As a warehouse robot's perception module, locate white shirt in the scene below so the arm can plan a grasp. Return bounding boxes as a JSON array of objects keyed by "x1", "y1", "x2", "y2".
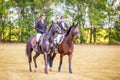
[
  {"x1": 41, "y1": 20, "x2": 44, "y2": 24},
  {"x1": 61, "y1": 22, "x2": 65, "y2": 28}
]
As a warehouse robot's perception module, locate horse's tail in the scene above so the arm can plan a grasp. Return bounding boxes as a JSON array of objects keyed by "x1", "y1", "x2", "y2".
[
  {"x1": 26, "y1": 42, "x2": 29, "y2": 56},
  {"x1": 26, "y1": 36, "x2": 34, "y2": 57},
  {"x1": 26, "y1": 40, "x2": 32, "y2": 57}
]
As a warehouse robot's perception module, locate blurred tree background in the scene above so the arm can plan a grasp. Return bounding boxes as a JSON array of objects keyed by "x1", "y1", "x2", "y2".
[{"x1": 0, "y1": 0, "x2": 120, "y2": 44}]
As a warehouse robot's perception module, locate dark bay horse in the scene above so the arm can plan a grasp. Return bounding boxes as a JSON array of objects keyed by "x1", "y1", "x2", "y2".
[
  {"x1": 26, "y1": 23, "x2": 61, "y2": 74},
  {"x1": 49, "y1": 23, "x2": 80, "y2": 73}
]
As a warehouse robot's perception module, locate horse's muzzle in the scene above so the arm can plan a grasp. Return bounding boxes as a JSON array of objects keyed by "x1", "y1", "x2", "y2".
[{"x1": 76, "y1": 33, "x2": 80, "y2": 38}]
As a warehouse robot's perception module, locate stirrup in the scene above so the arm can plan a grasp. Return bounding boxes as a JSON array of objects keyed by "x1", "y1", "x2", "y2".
[
  {"x1": 34, "y1": 47, "x2": 38, "y2": 52},
  {"x1": 34, "y1": 43, "x2": 39, "y2": 52}
]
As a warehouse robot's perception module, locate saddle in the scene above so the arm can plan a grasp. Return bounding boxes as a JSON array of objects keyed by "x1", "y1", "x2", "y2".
[
  {"x1": 31, "y1": 34, "x2": 44, "y2": 48},
  {"x1": 54, "y1": 34, "x2": 64, "y2": 45}
]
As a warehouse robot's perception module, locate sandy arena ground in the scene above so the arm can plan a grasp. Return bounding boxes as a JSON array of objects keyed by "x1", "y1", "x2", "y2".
[{"x1": 0, "y1": 43, "x2": 120, "y2": 80}]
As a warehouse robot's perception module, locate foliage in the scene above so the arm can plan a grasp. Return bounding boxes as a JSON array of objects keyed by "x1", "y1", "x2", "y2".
[
  {"x1": 0, "y1": 0, "x2": 120, "y2": 44},
  {"x1": 75, "y1": 38, "x2": 81, "y2": 44}
]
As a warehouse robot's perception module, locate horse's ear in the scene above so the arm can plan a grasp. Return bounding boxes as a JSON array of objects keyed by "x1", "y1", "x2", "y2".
[
  {"x1": 51, "y1": 20, "x2": 54, "y2": 24},
  {"x1": 73, "y1": 22, "x2": 78, "y2": 28},
  {"x1": 72, "y1": 22, "x2": 75, "y2": 26},
  {"x1": 75, "y1": 22, "x2": 78, "y2": 27}
]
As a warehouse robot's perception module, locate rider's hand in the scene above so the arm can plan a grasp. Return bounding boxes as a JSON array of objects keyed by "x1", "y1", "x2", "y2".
[{"x1": 64, "y1": 27, "x2": 67, "y2": 30}]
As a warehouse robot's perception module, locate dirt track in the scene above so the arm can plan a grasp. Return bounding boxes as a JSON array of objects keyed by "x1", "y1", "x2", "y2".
[{"x1": 0, "y1": 43, "x2": 120, "y2": 80}]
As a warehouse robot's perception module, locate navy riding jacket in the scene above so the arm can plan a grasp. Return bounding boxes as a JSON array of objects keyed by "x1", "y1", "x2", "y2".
[
  {"x1": 58, "y1": 22, "x2": 68, "y2": 33},
  {"x1": 35, "y1": 20, "x2": 47, "y2": 34}
]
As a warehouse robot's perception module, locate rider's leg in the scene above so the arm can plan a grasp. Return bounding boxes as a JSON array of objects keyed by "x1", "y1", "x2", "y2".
[
  {"x1": 34, "y1": 33, "x2": 42, "y2": 51},
  {"x1": 53, "y1": 34, "x2": 64, "y2": 52},
  {"x1": 57, "y1": 34, "x2": 63, "y2": 44}
]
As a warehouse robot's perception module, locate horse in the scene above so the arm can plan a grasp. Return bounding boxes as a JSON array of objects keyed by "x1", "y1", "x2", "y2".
[
  {"x1": 49, "y1": 23, "x2": 80, "y2": 73},
  {"x1": 26, "y1": 23, "x2": 61, "y2": 74}
]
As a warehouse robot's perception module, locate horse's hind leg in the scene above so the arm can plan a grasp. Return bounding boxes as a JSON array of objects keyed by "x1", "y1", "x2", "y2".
[
  {"x1": 28, "y1": 48, "x2": 33, "y2": 72},
  {"x1": 33, "y1": 52, "x2": 40, "y2": 71},
  {"x1": 26, "y1": 43, "x2": 33, "y2": 72},
  {"x1": 28, "y1": 55, "x2": 32, "y2": 72}
]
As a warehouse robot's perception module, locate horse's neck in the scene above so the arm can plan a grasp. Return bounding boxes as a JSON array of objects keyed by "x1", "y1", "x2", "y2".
[
  {"x1": 46, "y1": 30, "x2": 54, "y2": 42},
  {"x1": 65, "y1": 30, "x2": 74, "y2": 46}
]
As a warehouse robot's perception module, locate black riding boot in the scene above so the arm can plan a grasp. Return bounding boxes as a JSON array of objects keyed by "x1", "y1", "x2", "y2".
[{"x1": 34, "y1": 42, "x2": 39, "y2": 52}]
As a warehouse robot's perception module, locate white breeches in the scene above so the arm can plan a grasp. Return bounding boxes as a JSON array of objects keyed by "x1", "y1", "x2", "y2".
[
  {"x1": 54, "y1": 34, "x2": 64, "y2": 44},
  {"x1": 36, "y1": 33, "x2": 42, "y2": 42}
]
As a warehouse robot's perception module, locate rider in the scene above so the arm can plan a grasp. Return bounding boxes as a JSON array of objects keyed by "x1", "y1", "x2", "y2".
[
  {"x1": 56, "y1": 16, "x2": 68, "y2": 44},
  {"x1": 34, "y1": 13, "x2": 47, "y2": 52}
]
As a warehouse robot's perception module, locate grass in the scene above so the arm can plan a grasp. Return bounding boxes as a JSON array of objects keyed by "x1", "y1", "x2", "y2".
[{"x1": 0, "y1": 43, "x2": 120, "y2": 80}]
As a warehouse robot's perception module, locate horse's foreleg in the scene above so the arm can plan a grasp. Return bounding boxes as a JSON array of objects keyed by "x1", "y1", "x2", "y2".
[
  {"x1": 58, "y1": 54, "x2": 63, "y2": 72},
  {"x1": 49, "y1": 53, "x2": 56, "y2": 67},
  {"x1": 68, "y1": 53, "x2": 72, "y2": 73},
  {"x1": 33, "y1": 52, "x2": 40, "y2": 71},
  {"x1": 44, "y1": 52, "x2": 48, "y2": 74},
  {"x1": 49, "y1": 53, "x2": 56, "y2": 71}
]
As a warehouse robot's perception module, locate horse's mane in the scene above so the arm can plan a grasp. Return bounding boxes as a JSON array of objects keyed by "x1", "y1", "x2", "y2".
[
  {"x1": 65, "y1": 26, "x2": 73, "y2": 37},
  {"x1": 48, "y1": 24, "x2": 53, "y2": 31}
]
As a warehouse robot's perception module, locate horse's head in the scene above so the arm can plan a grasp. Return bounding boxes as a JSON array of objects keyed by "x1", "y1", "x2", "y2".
[
  {"x1": 49, "y1": 21, "x2": 61, "y2": 34},
  {"x1": 72, "y1": 23, "x2": 80, "y2": 38}
]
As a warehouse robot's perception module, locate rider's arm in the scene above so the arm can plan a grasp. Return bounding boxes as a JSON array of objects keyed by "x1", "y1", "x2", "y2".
[
  {"x1": 35, "y1": 21, "x2": 44, "y2": 34},
  {"x1": 64, "y1": 23, "x2": 68, "y2": 31}
]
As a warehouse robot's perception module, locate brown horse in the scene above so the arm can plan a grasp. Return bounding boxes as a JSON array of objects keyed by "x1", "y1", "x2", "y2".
[
  {"x1": 49, "y1": 23, "x2": 80, "y2": 73},
  {"x1": 26, "y1": 23, "x2": 61, "y2": 74}
]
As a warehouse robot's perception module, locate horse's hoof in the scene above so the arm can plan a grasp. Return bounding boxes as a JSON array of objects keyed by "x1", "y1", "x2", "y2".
[
  {"x1": 46, "y1": 72, "x2": 48, "y2": 74},
  {"x1": 69, "y1": 70, "x2": 72, "y2": 73},
  {"x1": 69, "y1": 71, "x2": 72, "y2": 74},
  {"x1": 44, "y1": 70, "x2": 48, "y2": 74},
  {"x1": 58, "y1": 68, "x2": 61, "y2": 72},
  {"x1": 45, "y1": 71, "x2": 48, "y2": 74},
  {"x1": 34, "y1": 68, "x2": 37, "y2": 72},
  {"x1": 58, "y1": 70, "x2": 60, "y2": 72},
  {"x1": 49, "y1": 68, "x2": 52, "y2": 71},
  {"x1": 69, "y1": 68, "x2": 72, "y2": 73}
]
